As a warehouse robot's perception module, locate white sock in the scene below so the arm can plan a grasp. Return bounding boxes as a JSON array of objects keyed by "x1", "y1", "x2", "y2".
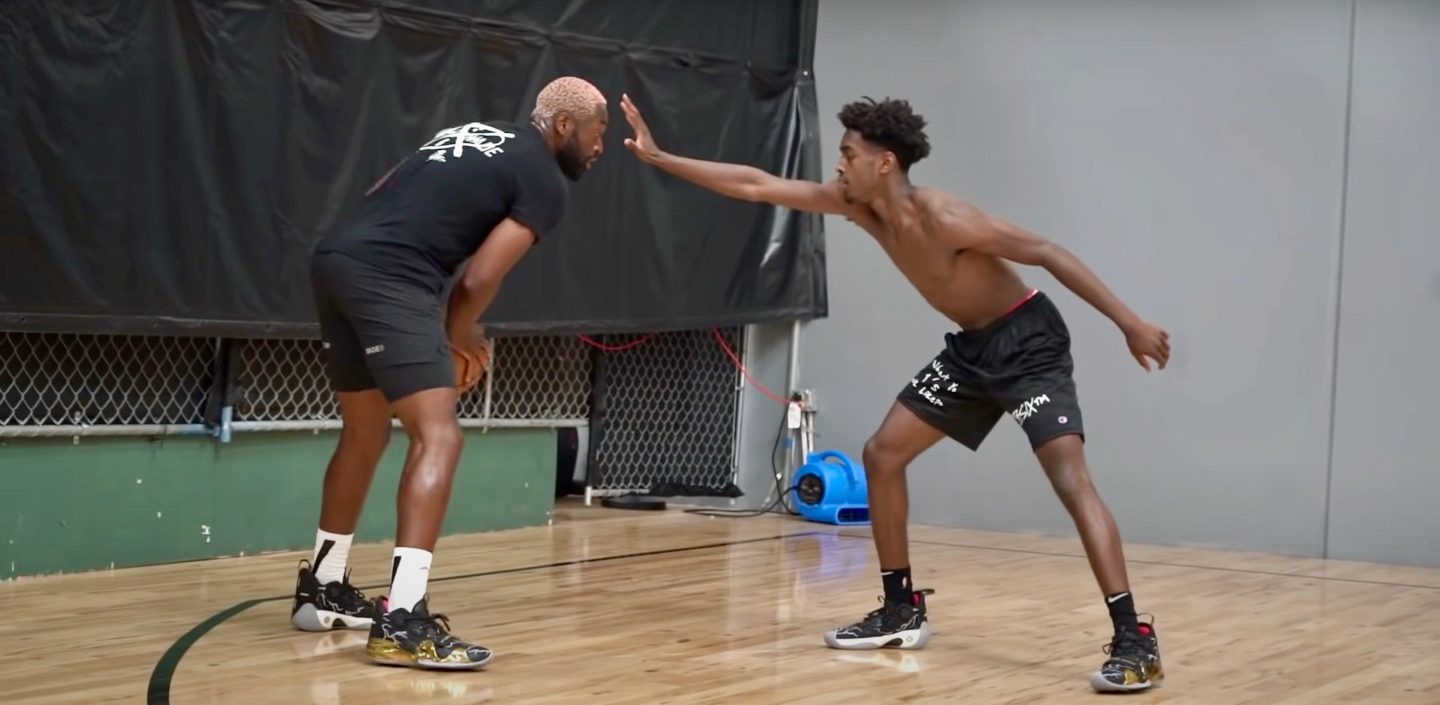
[
  {"x1": 388, "y1": 547, "x2": 433, "y2": 613},
  {"x1": 311, "y1": 529, "x2": 353, "y2": 585}
]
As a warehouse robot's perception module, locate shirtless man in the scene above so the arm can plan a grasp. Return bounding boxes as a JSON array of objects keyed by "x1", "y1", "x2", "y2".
[{"x1": 620, "y1": 93, "x2": 1169, "y2": 692}]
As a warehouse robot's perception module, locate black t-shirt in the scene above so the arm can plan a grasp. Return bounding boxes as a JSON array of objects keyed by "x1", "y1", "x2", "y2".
[{"x1": 317, "y1": 120, "x2": 567, "y2": 291}]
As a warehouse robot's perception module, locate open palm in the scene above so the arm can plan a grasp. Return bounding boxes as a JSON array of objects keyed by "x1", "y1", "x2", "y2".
[{"x1": 620, "y1": 93, "x2": 661, "y2": 163}]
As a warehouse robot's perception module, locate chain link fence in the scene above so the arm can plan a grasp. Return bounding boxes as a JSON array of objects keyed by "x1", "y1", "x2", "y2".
[
  {"x1": 225, "y1": 336, "x2": 592, "y2": 428},
  {"x1": 589, "y1": 328, "x2": 744, "y2": 495},
  {"x1": 473, "y1": 335, "x2": 592, "y2": 423},
  {"x1": 0, "y1": 332, "x2": 216, "y2": 435},
  {"x1": 233, "y1": 338, "x2": 338, "y2": 424},
  {"x1": 0, "y1": 328, "x2": 746, "y2": 496}
]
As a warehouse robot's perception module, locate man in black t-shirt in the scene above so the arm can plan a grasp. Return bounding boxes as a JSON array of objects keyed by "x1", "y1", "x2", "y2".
[{"x1": 289, "y1": 76, "x2": 608, "y2": 671}]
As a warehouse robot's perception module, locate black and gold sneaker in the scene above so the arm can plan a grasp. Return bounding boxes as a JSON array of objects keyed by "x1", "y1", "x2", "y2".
[
  {"x1": 367, "y1": 597, "x2": 494, "y2": 670},
  {"x1": 823, "y1": 588, "x2": 934, "y2": 650},
  {"x1": 1090, "y1": 616, "x2": 1164, "y2": 692},
  {"x1": 290, "y1": 560, "x2": 381, "y2": 631}
]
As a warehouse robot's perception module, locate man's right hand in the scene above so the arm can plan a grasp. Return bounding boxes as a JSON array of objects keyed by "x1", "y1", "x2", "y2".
[
  {"x1": 617, "y1": 94, "x2": 848, "y2": 216},
  {"x1": 448, "y1": 324, "x2": 491, "y2": 393},
  {"x1": 450, "y1": 342, "x2": 489, "y2": 393},
  {"x1": 621, "y1": 93, "x2": 663, "y2": 164}
]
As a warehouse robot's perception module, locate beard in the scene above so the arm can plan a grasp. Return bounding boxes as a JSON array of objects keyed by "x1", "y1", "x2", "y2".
[{"x1": 556, "y1": 134, "x2": 589, "y2": 181}]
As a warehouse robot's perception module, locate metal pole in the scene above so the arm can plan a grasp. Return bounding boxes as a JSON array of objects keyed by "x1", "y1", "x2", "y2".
[
  {"x1": 785, "y1": 319, "x2": 802, "y2": 396},
  {"x1": 783, "y1": 319, "x2": 805, "y2": 492},
  {"x1": 481, "y1": 337, "x2": 497, "y2": 434},
  {"x1": 728, "y1": 326, "x2": 751, "y2": 494},
  {"x1": 0, "y1": 424, "x2": 213, "y2": 438}
]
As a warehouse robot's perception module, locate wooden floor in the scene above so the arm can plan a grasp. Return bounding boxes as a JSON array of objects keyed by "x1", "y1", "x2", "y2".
[{"x1": 6, "y1": 501, "x2": 1440, "y2": 705}]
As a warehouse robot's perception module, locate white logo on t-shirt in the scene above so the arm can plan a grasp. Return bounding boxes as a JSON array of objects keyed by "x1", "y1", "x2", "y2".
[{"x1": 418, "y1": 122, "x2": 515, "y2": 160}]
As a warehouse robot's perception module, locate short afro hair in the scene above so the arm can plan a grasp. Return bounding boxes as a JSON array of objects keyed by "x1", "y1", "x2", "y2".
[
  {"x1": 837, "y1": 97, "x2": 931, "y2": 170},
  {"x1": 532, "y1": 76, "x2": 606, "y2": 123}
]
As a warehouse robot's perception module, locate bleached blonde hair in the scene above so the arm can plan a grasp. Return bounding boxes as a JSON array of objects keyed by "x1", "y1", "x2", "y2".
[{"x1": 532, "y1": 76, "x2": 607, "y2": 126}]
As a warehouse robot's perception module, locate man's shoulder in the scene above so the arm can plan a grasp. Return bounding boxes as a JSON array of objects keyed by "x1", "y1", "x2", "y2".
[
  {"x1": 916, "y1": 187, "x2": 975, "y2": 213},
  {"x1": 917, "y1": 188, "x2": 985, "y2": 227}
]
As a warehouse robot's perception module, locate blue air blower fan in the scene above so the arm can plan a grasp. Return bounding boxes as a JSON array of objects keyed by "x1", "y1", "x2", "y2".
[{"x1": 793, "y1": 450, "x2": 870, "y2": 525}]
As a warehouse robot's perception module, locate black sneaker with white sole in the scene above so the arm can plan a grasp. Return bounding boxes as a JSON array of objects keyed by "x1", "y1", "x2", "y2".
[
  {"x1": 290, "y1": 560, "x2": 381, "y2": 631},
  {"x1": 1090, "y1": 616, "x2": 1165, "y2": 692},
  {"x1": 823, "y1": 589, "x2": 934, "y2": 650}
]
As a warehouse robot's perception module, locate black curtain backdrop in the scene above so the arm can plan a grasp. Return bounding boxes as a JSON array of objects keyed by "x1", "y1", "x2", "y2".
[{"x1": 0, "y1": 0, "x2": 826, "y2": 337}]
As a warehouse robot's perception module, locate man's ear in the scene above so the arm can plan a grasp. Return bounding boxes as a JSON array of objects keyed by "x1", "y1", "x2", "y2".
[
  {"x1": 880, "y1": 151, "x2": 897, "y2": 175},
  {"x1": 554, "y1": 112, "x2": 574, "y2": 139}
]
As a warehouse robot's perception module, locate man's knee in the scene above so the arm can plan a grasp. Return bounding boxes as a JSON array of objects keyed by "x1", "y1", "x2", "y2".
[
  {"x1": 337, "y1": 391, "x2": 394, "y2": 457},
  {"x1": 392, "y1": 387, "x2": 463, "y2": 455},
  {"x1": 1048, "y1": 463, "x2": 1092, "y2": 501},
  {"x1": 1038, "y1": 438, "x2": 1095, "y2": 503},
  {"x1": 411, "y1": 419, "x2": 464, "y2": 456},
  {"x1": 862, "y1": 435, "x2": 906, "y2": 480}
]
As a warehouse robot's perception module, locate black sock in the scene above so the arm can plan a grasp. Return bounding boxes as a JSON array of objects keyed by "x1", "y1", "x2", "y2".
[
  {"x1": 1106, "y1": 591, "x2": 1139, "y2": 635},
  {"x1": 881, "y1": 567, "x2": 913, "y2": 605}
]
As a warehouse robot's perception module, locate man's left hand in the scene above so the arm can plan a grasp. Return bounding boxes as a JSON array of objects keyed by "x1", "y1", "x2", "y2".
[{"x1": 1123, "y1": 320, "x2": 1171, "y2": 372}]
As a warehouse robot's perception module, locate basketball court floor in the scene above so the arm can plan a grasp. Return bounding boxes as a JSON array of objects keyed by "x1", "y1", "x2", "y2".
[{"x1": 6, "y1": 501, "x2": 1439, "y2": 704}]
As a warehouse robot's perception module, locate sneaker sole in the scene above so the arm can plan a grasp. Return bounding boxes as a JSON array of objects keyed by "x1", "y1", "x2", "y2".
[
  {"x1": 823, "y1": 621, "x2": 931, "y2": 650},
  {"x1": 370, "y1": 654, "x2": 494, "y2": 670},
  {"x1": 1089, "y1": 670, "x2": 1163, "y2": 693},
  {"x1": 368, "y1": 645, "x2": 494, "y2": 671},
  {"x1": 291, "y1": 603, "x2": 374, "y2": 632}
]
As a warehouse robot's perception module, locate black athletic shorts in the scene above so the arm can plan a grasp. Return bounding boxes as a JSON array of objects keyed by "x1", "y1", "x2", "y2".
[
  {"x1": 897, "y1": 291, "x2": 1084, "y2": 451},
  {"x1": 309, "y1": 249, "x2": 454, "y2": 402}
]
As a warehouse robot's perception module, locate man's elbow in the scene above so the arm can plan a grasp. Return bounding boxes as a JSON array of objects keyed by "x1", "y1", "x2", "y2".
[
  {"x1": 1032, "y1": 240, "x2": 1068, "y2": 269},
  {"x1": 455, "y1": 272, "x2": 500, "y2": 299},
  {"x1": 732, "y1": 180, "x2": 765, "y2": 203}
]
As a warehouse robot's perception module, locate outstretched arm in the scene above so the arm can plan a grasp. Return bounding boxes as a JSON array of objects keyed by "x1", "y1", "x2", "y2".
[
  {"x1": 941, "y1": 204, "x2": 1171, "y2": 371},
  {"x1": 621, "y1": 93, "x2": 849, "y2": 216}
]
